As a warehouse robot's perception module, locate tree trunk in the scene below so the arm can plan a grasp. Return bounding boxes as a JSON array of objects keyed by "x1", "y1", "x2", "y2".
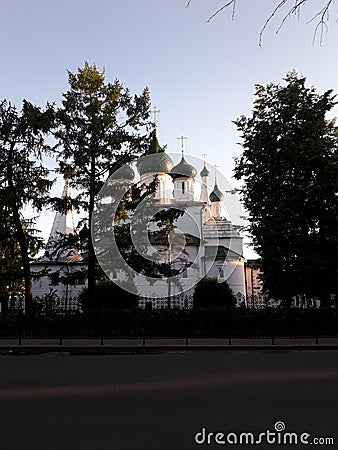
[
  {"x1": 0, "y1": 289, "x2": 8, "y2": 313},
  {"x1": 87, "y1": 154, "x2": 96, "y2": 302},
  {"x1": 7, "y1": 144, "x2": 33, "y2": 312},
  {"x1": 13, "y1": 207, "x2": 33, "y2": 312}
]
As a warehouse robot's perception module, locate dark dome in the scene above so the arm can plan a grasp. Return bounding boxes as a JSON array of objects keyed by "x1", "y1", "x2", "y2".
[
  {"x1": 111, "y1": 164, "x2": 135, "y2": 181},
  {"x1": 209, "y1": 184, "x2": 224, "y2": 202},
  {"x1": 137, "y1": 130, "x2": 173, "y2": 176},
  {"x1": 137, "y1": 152, "x2": 173, "y2": 176},
  {"x1": 200, "y1": 164, "x2": 210, "y2": 177},
  {"x1": 170, "y1": 157, "x2": 197, "y2": 180}
]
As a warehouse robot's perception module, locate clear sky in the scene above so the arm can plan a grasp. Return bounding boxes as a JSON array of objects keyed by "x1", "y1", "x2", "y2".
[{"x1": 2, "y1": 0, "x2": 338, "y2": 258}]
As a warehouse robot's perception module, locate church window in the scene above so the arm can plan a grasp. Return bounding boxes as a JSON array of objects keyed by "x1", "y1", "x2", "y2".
[
  {"x1": 182, "y1": 269, "x2": 188, "y2": 279},
  {"x1": 182, "y1": 181, "x2": 185, "y2": 194},
  {"x1": 219, "y1": 269, "x2": 225, "y2": 279},
  {"x1": 111, "y1": 270, "x2": 118, "y2": 279}
]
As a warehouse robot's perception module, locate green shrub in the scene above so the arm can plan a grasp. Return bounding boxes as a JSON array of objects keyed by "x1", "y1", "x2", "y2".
[
  {"x1": 193, "y1": 277, "x2": 237, "y2": 309},
  {"x1": 78, "y1": 280, "x2": 138, "y2": 310}
]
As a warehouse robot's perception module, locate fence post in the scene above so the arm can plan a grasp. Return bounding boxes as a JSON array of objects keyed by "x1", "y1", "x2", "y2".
[
  {"x1": 315, "y1": 319, "x2": 319, "y2": 345},
  {"x1": 228, "y1": 318, "x2": 232, "y2": 345},
  {"x1": 58, "y1": 315, "x2": 63, "y2": 346},
  {"x1": 100, "y1": 307, "x2": 105, "y2": 346},
  {"x1": 18, "y1": 315, "x2": 23, "y2": 346},
  {"x1": 142, "y1": 327, "x2": 146, "y2": 346},
  {"x1": 185, "y1": 313, "x2": 189, "y2": 345}
]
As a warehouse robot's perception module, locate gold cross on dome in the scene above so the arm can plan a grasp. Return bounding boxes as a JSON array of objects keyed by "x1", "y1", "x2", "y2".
[
  {"x1": 177, "y1": 135, "x2": 188, "y2": 156},
  {"x1": 151, "y1": 106, "x2": 161, "y2": 127}
]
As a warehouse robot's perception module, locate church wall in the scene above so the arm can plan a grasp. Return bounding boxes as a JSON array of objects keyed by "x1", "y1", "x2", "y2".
[
  {"x1": 31, "y1": 263, "x2": 87, "y2": 310},
  {"x1": 205, "y1": 259, "x2": 246, "y2": 300},
  {"x1": 174, "y1": 204, "x2": 204, "y2": 239}
]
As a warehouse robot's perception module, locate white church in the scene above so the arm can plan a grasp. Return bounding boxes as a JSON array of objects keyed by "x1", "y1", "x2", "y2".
[{"x1": 31, "y1": 129, "x2": 247, "y2": 310}]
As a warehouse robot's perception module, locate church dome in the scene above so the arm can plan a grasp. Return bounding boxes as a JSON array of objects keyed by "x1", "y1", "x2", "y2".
[
  {"x1": 171, "y1": 156, "x2": 197, "y2": 180},
  {"x1": 200, "y1": 164, "x2": 210, "y2": 177},
  {"x1": 111, "y1": 164, "x2": 135, "y2": 181},
  {"x1": 137, "y1": 130, "x2": 173, "y2": 176},
  {"x1": 209, "y1": 184, "x2": 224, "y2": 202},
  {"x1": 137, "y1": 153, "x2": 173, "y2": 176}
]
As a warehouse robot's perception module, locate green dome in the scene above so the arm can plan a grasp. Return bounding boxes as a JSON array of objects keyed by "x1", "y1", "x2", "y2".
[
  {"x1": 137, "y1": 152, "x2": 174, "y2": 176},
  {"x1": 171, "y1": 156, "x2": 197, "y2": 180},
  {"x1": 200, "y1": 164, "x2": 210, "y2": 177},
  {"x1": 137, "y1": 130, "x2": 173, "y2": 176},
  {"x1": 209, "y1": 184, "x2": 224, "y2": 202},
  {"x1": 111, "y1": 164, "x2": 135, "y2": 181}
]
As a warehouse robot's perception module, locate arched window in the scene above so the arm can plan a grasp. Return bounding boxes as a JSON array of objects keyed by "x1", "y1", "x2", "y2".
[{"x1": 181, "y1": 181, "x2": 185, "y2": 194}]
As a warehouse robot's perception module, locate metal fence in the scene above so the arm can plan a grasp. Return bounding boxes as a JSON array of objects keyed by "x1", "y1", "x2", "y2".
[{"x1": 0, "y1": 308, "x2": 337, "y2": 345}]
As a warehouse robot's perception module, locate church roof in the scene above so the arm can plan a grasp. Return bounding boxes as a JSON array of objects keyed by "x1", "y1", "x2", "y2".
[
  {"x1": 111, "y1": 164, "x2": 135, "y2": 181},
  {"x1": 35, "y1": 252, "x2": 87, "y2": 265},
  {"x1": 42, "y1": 180, "x2": 84, "y2": 263},
  {"x1": 204, "y1": 245, "x2": 243, "y2": 260},
  {"x1": 209, "y1": 183, "x2": 224, "y2": 202},
  {"x1": 200, "y1": 164, "x2": 210, "y2": 177},
  {"x1": 137, "y1": 130, "x2": 173, "y2": 176},
  {"x1": 148, "y1": 231, "x2": 201, "y2": 246},
  {"x1": 146, "y1": 129, "x2": 163, "y2": 155},
  {"x1": 45, "y1": 180, "x2": 75, "y2": 249},
  {"x1": 170, "y1": 156, "x2": 197, "y2": 180}
]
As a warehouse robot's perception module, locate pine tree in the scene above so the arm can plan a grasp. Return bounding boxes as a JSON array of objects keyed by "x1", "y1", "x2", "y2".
[{"x1": 55, "y1": 62, "x2": 151, "y2": 300}]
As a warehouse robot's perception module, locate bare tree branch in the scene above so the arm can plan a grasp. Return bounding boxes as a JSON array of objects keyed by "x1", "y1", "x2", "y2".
[
  {"x1": 259, "y1": 0, "x2": 290, "y2": 47},
  {"x1": 186, "y1": 0, "x2": 336, "y2": 46},
  {"x1": 307, "y1": 0, "x2": 334, "y2": 44},
  {"x1": 207, "y1": 0, "x2": 237, "y2": 23}
]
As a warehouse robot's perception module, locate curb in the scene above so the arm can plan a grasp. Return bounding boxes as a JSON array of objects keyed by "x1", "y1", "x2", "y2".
[{"x1": 1, "y1": 345, "x2": 338, "y2": 355}]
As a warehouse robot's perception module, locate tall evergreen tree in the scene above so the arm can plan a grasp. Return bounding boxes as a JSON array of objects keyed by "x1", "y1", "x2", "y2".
[
  {"x1": 234, "y1": 71, "x2": 338, "y2": 306},
  {"x1": 0, "y1": 204, "x2": 22, "y2": 311},
  {"x1": 55, "y1": 62, "x2": 151, "y2": 299},
  {"x1": 0, "y1": 100, "x2": 54, "y2": 311}
]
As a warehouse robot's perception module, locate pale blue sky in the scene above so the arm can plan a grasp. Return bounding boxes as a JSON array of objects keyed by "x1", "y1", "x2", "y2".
[{"x1": 2, "y1": 0, "x2": 338, "y2": 257}]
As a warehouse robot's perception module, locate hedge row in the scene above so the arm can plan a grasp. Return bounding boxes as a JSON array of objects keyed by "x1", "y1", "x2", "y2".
[{"x1": 0, "y1": 308, "x2": 337, "y2": 339}]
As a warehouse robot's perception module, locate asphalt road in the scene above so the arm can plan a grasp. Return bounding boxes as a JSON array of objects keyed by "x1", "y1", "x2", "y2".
[{"x1": 0, "y1": 351, "x2": 337, "y2": 450}]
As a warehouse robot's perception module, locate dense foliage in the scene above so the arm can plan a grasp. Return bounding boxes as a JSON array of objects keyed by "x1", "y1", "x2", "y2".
[
  {"x1": 0, "y1": 100, "x2": 54, "y2": 310},
  {"x1": 193, "y1": 277, "x2": 237, "y2": 308},
  {"x1": 78, "y1": 280, "x2": 138, "y2": 310},
  {"x1": 53, "y1": 62, "x2": 151, "y2": 298},
  {"x1": 234, "y1": 71, "x2": 338, "y2": 306}
]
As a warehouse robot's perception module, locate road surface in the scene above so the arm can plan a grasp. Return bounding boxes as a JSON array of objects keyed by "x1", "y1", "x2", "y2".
[{"x1": 0, "y1": 350, "x2": 337, "y2": 449}]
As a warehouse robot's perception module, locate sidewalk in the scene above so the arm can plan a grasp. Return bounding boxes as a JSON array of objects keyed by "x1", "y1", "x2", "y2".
[{"x1": 1, "y1": 337, "x2": 338, "y2": 354}]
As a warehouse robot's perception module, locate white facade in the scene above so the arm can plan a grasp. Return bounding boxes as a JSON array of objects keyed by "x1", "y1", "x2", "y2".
[
  {"x1": 31, "y1": 180, "x2": 87, "y2": 310},
  {"x1": 31, "y1": 133, "x2": 246, "y2": 309},
  {"x1": 31, "y1": 259, "x2": 87, "y2": 310},
  {"x1": 133, "y1": 138, "x2": 246, "y2": 307}
]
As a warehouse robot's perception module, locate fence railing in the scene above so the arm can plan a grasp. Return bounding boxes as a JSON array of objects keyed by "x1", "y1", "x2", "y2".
[{"x1": 0, "y1": 308, "x2": 337, "y2": 345}]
